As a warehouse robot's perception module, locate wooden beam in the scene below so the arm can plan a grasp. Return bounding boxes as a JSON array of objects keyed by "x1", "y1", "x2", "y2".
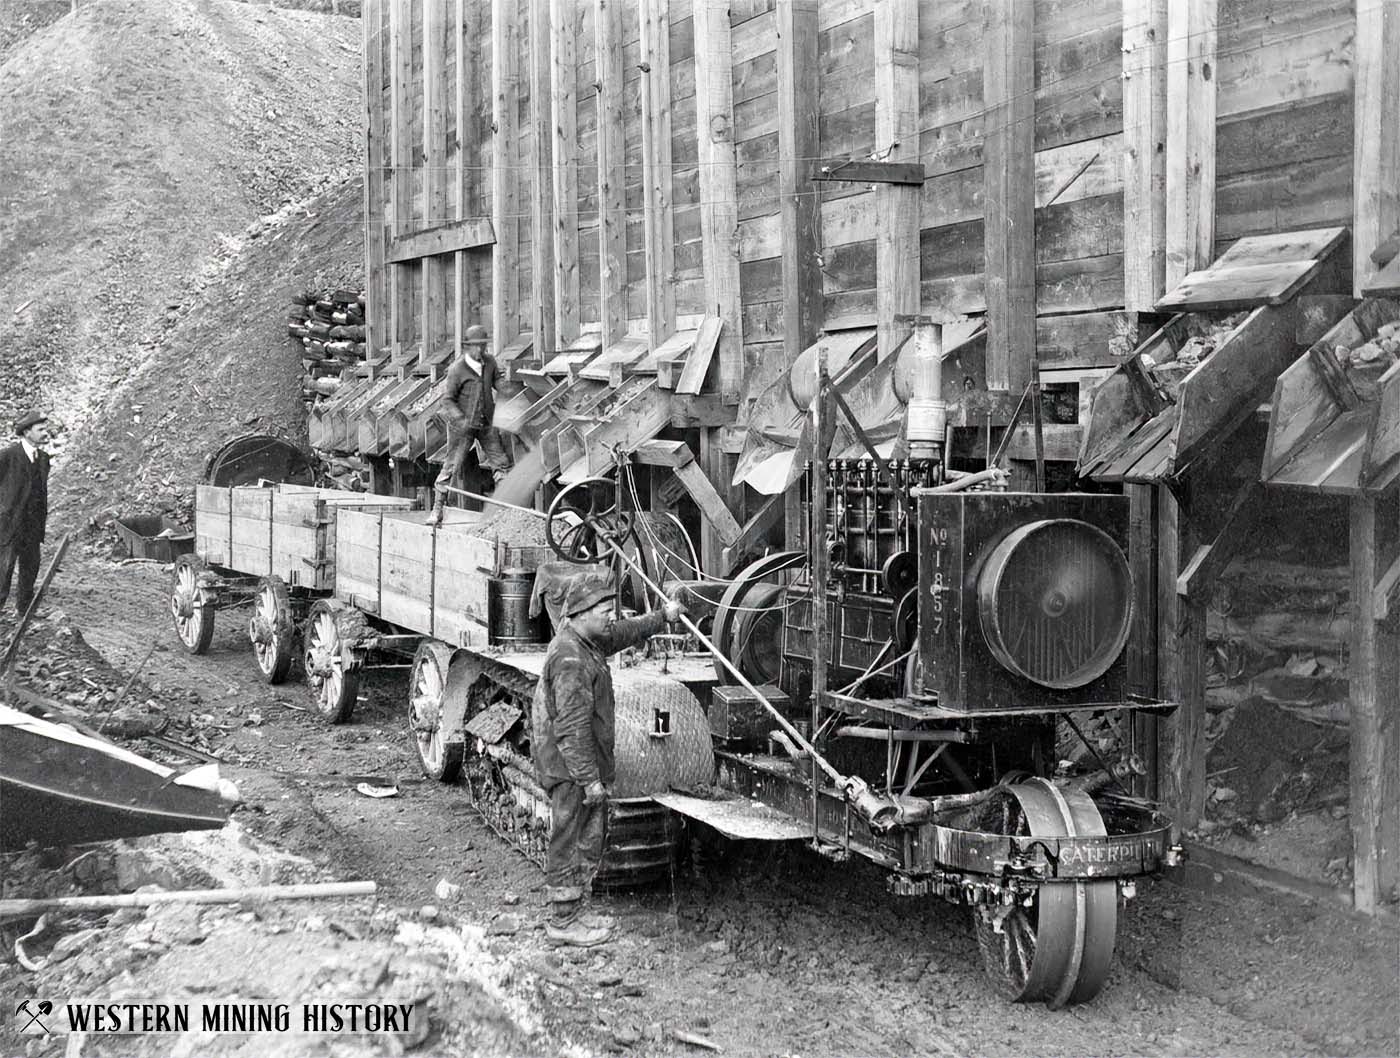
[
  {"x1": 491, "y1": 0, "x2": 521, "y2": 359},
  {"x1": 595, "y1": 0, "x2": 627, "y2": 345},
  {"x1": 676, "y1": 459, "x2": 742, "y2": 547},
  {"x1": 1176, "y1": 480, "x2": 1265, "y2": 602},
  {"x1": 389, "y1": 0, "x2": 416, "y2": 353},
  {"x1": 633, "y1": 439, "x2": 694, "y2": 467},
  {"x1": 455, "y1": 0, "x2": 491, "y2": 345},
  {"x1": 529, "y1": 0, "x2": 556, "y2": 361},
  {"x1": 388, "y1": 218, "x2": 497, "y2": 263},
  {"x1": 1127, "y1": 483, "x2": 1159, "y2": 800},
  {"x1": 363, "y1": 0, "x2": 389, "y2": 359},
  {"x1": 1354, "y1": 0, "x2": 1400, "y2": 297},
  {"x1": 691, "y1": 0, "x2": 742, "y2": 403},
  {"x1": 422, "y1": 0, "x2": 452, "y2": 365},
  {"x1": 639, "y1": 0, "x2": 675, "y2": 348},
  {"x1": 982, "y1": 0, "x2": 1034, "y2": 393},
  {"x1": 776, "y1": 0, "x2": 821, "y2": 373},
  {"x1": 550, "y1": 0, "x2": 580, "y2": 344},
  {"x1": 722, "y1": 492, "x2": 786, "y2": 571},
  {"x1": 812, "y1": 160, "x2": 923, "y2": 186},
  {"x1": 1348, "y1": 492, "x2": 1391, "y2": 913},
  {"x1": 874, "y1": 0, "x2": 919, "y2": 362},
  {"x1": 1158, "y1": 488, "x2": 1207, "y2": 830},
  {"x1": 1164, "y1": 0, "x2": 1217, "y2": 288},
  {"x1": 1122, "y1": 0, "x2": 1168, "y2": 310}
]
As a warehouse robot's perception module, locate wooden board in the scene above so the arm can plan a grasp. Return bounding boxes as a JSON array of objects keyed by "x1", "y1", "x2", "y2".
[
  {"x1": 334, "y1": 508, "x2": 383, "y2": 614},
  {"x1": 1267, "y1": 409, "x2": 1373, "y2": 495},
  {"x1": 431, "y1": 520, "x2": 496, "y2": 648},
  {"x1": 1156, "y1": 227, "x2": 1347, "y2": 311},
  {"x1": 1170, "y1": 301, "x2": 1298, "y2": 471},
  {"x1": 379, "y1": 516, "x2": 436, "y2": 633},
  {"x1": 1362, "y1": 254, "x2": 1400, "y2": 298},
  {"x1": 195, "y1": 485, "x2": 232, "y2": 566},
  {"x1": 228, "y1": 488, "x2": 273, "y2": 577},
  {"x1": 269, "y1": 488, "x2": 415, "y2": 592}
]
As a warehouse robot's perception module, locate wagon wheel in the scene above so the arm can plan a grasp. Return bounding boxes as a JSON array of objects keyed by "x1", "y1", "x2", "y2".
[
  {"x1": 303, "y1": 600, "x2": 366, "y2": 723},
  {"x1": 972, "y1": 777, "x2": 1118, "y2": 1007},
  {"x1": 169, "y1": 554, "x2": 215, "y2": 655},
  {"x1": 409, "y1": 640, "x2": 465, "y2": 782},
  {"x1": 711, "y1": 551, "x2": 805, "y2": 685},
  {"x1": 545, "y1": 476, "x2": 634, "y2": 564},
  {"x1": 248, "y1": 576, "x2": 296, "y2": 684}
]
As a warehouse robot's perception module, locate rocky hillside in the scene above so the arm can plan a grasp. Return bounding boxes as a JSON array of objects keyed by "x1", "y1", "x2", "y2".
[{"x1": 0, "y1": 0, "x2": 362, "y2": 518}]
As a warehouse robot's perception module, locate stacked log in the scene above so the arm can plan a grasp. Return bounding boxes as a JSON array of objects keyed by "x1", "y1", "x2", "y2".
[{"x1": 287, "y1": 289, "x2": 368, "y2": 411}]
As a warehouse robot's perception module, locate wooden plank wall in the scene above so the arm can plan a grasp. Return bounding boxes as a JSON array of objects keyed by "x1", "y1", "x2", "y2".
[
  {"x1": 1214, "y1": 0, "x2": 1355, "y2": 264},
  {"x1": 366, "y1": 0, "x2": 1360, "y2": 409}
]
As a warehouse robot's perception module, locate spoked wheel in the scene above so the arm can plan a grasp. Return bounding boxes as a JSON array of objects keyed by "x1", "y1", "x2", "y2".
[
  {"x1": 303, "y1": 600, "x2": 366, "y2": 723},
  {"x1": 409, "y1": 640, "x2": 465, "y2": 781},
  {"x1": 169, "y1": 554, "x2": 215, "y2": 655},
  {"x1": 972, "y1": 777, "x2": 1118, "y2": 1007},
  {"x1": 248, "y1": 576, "x2": 295, "y2": 684},
  {"x1": 711, "y1": 551, "x2": 804, "y2": 684},
  {"x1": 545, "y1": 476, "x2": 634, "y2": 563}
]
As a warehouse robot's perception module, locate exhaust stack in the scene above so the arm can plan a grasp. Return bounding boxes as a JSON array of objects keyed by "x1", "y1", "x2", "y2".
[{"x1": 902, "y1": 319, "x2": 945, "y2": 462}]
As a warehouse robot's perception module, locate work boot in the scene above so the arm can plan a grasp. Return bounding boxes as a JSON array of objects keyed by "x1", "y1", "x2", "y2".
[
  {"x1": 428, "y1": 497, "x2": 444, "y2": 527},
  {"x1": 545, "y1": 916, "x2": 613, "y2": 948}
]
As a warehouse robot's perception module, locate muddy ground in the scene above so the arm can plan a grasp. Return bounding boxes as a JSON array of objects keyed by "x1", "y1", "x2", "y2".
[{"x1": 4, "y1": 552, "x2": 1398, "y2": 1058}]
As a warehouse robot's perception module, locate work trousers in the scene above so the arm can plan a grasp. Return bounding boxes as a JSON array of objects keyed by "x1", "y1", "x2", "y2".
[
  {"x1": 432, "y1": 425, "x2": 510, "y2": 492},
  {"x1": 0, "y1": 534, "x2": 41, "y2": 615},
  {"x1": 545, "y1": 779, "x2": 609, "y2": 919}
]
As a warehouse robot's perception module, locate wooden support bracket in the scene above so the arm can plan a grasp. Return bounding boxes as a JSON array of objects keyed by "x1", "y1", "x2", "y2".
[
  {"x1": 388, "y1": 218, "x2": 496, "y2": 263},
  {"x1": 722, "y1": 492, "x2": 786, "y2": 571},
  {"x1": 1176, "y1": 479, "x2": 1266, "y2": 601}
]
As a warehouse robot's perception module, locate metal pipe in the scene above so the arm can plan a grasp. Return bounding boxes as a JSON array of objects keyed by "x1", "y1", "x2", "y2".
[
  {"x1": 440, "y1": 484, "x2": 540, "y2": 517},
  {"x1": 811, "y1": 349, "x2": 831, "y2": 839}
]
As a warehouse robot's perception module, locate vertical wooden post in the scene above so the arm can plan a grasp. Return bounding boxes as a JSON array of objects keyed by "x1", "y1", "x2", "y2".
[
  {"x1": 1164, "y1": 0, "x2": 1216, "y2": 289},
  {"x1": 491, "y1": 0, "x2": 521, "y2": 358},
  {"x1": 550, "y1": 0, "x2": 580, "y2": 345},
  {"x1": 1353, "y1": 0, "x2": 1400, "y2": 297},
  {"x1": 363, "y1": 0, "x2": 389, "y2": 360},
  {"x1": 639, "y1": 0, "x2": 675, "y2": 348},
  {"x1": 1160, "y1": 488, "x2": 1207, "y2": 829},
  {"x1": 1127, "y1": 483, "x2": 1159, "y2": 799},
  {"x1": 422, "y1": 0, "x2": 451, "y2": 366},
  {"x1": 595, "y1": 0, "x2": 627, "y2": 346},
  {"x1": 1122, "y1": 0, "x2": 1168, "y2": 311},
  {"x1": 389, "y1": 0, "x2": 416, "y2": 355},
  {"x1": 776, "y1": 0, "x2": 821, "y2": 372},
  {"x1": 1348, "y1": 492, "x2": 1398, "y2": 913},
  {"x1": 692, "y1": 0, "x2": 742, "y2": 404},
  {"x1": 981, "y1": 0, "x2": 1034, "y2": 394},
  {"x1": 529, "y1": 0, "x2": 556, "y2": 360},
  {"x1": 874, "y1": 0, "x2": 919, "y2": 362}
]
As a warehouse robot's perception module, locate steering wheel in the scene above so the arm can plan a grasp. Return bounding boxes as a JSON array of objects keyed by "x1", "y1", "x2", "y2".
[{"x1": 545, "y1": 476, "x2": 636, "y2": 564}]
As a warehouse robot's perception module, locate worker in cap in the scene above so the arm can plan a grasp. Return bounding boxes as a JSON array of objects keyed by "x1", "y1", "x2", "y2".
[
  {"x1": 0, "y1": 410, "x2": 53, "y2": 615},
  {"x1": 429, "y1": 323, "x2": 511, "y2": 526},
  {"x1": 530, "y1": 567, "x2": 685, "y2": 947}
]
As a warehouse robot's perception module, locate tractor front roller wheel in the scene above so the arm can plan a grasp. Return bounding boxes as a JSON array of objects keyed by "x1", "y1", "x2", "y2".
[
  {"x1": 409, "y1": 640, "x2": 465, "y2": 781},
  {"x1": 303, "y1": 600, "x2": 367, "y2": 723},
  {"x1": 249, "y1": 576, "x2": 296, "y2": 684},
  {"x1": 972, "y1": 777, "x2": 1118, "y2": 1007},
  {"x1": 170, "y1": 554, "x2": 215, "y2": 655}
]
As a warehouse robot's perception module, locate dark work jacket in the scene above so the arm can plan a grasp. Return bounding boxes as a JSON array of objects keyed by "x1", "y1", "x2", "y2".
[
  {"x1": 0, "y1": 442, "x2": 49, "y2": 547},
  {"x1": 444, "y1": 352, "x2": 498, "y2": 429},
  {"x1": 531, "y1": 611, "x2": 668, "y2": 789}
]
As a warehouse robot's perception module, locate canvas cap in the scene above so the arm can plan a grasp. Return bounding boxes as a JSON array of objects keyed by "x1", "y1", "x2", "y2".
[{"x1": 565, "y1": 570, "x2": 616, "y2": 616}]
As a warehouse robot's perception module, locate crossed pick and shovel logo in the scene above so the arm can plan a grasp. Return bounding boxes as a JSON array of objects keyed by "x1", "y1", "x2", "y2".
[{"x1": 16, "y1": 999, "x2": 53, "y2": 1033}]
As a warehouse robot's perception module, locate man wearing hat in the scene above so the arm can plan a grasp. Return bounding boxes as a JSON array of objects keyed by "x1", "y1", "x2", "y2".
[
  {"x1": 531, "y1": 568, "x2": 684, "y2": 947},
  {"x1": 429, "y1": 324, "x2": 511, "y2": 526},
  {"x1": 0, "y1": 411, "x2": 53, "y2": 615}
]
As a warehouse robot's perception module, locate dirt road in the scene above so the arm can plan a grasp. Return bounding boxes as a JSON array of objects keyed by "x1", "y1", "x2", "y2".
[{"x1": 25, "y1": 555, "x2": 1400, "y2": 1057}]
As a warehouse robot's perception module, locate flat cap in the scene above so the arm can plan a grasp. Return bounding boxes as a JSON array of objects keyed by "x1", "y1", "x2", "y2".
[
  {"x1": 13, "y1": 410, "x2": 47, "y2": 435},
  {"x1": 565, "y1": 569, "x2": 616, "y2": 617}
]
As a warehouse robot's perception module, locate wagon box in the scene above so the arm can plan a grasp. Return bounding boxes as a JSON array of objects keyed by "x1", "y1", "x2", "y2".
[
  {"x1": 195, "y1": 484, "x2": 415, "y2": 589},
  {"x1": 333, "y1": 507, "x2": 552, "y2": 648}
]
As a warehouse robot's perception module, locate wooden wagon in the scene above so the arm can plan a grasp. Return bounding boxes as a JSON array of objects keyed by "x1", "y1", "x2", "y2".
[{"x1": 174, "y1": 484, "x2": 415, "y2": 681}]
